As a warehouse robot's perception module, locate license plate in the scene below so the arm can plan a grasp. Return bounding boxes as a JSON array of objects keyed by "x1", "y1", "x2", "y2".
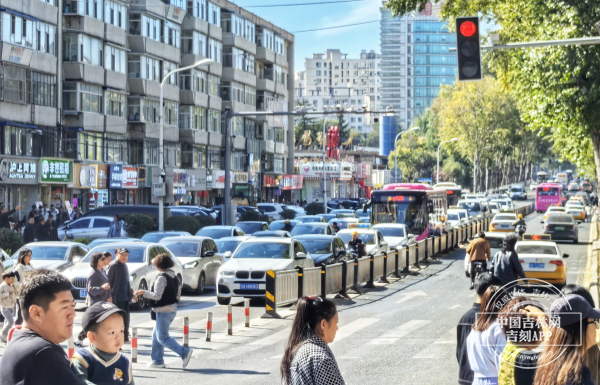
[
  {"x1": 240, "y1": 283, "x2": 259, "y2": 290},
  {"x1": 80, "y1": 290, "x2": 88, "y2": 298},
  {"x1": 529, "y1": 263, "x2": 545, "y2": 269},
  {"x1": 555, "y1": 227, "x2": 565, "y2": 231}
]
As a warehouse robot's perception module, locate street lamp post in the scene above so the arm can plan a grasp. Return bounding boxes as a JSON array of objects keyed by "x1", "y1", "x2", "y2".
[
  {"x1": 158, "y1": 58, "x2": 213, "y2": 231},
  {"x1": 437, "y1": 138, "x2": 458, "y2": 183},
  {"x1": 394, "y1": 127, "x2": 420, "y2": 183}
]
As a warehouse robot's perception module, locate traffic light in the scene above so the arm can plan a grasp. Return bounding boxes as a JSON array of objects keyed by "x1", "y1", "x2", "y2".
[{"x1": 455, "y1": 17, "x2": 482, "y2": 81}]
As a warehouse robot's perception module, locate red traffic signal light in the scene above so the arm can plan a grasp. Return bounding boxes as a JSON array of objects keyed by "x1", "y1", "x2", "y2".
[{"x1": 459, "y1": 21, "x2": 476, "y2": 37}]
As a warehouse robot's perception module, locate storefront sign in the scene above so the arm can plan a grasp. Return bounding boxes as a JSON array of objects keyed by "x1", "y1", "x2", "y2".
[
  {"x1": 213, "y1": 170, "x2": 225, "y2": 189},
  {"x1": 2, "y1": 44, "x2": 33, "y2": 66},
  {"x1": 153, "y1": 183, "x2": 165, "y2": 197},
  {"x1": 234, "y1": 172, "x2": 248, "y2": 184},
  {"x1": 282, "y1": 175, "x2": 303, "y2": 190},
  {"x1": 362, "y1": 163, "x2": 371, "y2": 177},
  {"x1": 74, "y1": 164, "x2": 109, "y2": 189},
  {"x1": 138, "y1": 167, "x2": 147, "y2": 187},
  {"x1": 122, "y1": 167, "x2": 138, "y2": 188},
  {"x1": 185, "y1": 169, "x2": 207, "y2": 191},
  {"x1": 97, "y1": 165, "x2": 108, "y2": 189},
  {"x1": 41, "y1": 159, "x2": 72, "y2": 183},
  {"x1": 109, "y1": 165, "x2": 123, "y2": 188},
  {"x1": 0, "y1": 158, "x2": 38, "y2": 184},
  {"x1": 298, "y1": 162, "x2": 340, "y2": 178},
  {"x1": 263, "y1": 174, "x2": 280, "y2": 188},
  {"x1": 340, "y1": 162, "x2": 353, "y2": 180},
  {"x1": 273, "y1": 189, "x2": 282, "y2": 196}
]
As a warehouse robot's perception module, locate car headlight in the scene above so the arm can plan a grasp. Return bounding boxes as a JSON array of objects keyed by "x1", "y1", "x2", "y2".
[
  {"x1": 129, "y1": 274, "x2": 136, "y2": 282},
  {"x1": 219, "y1": 270, "x2": 235, "y2": 276},
  {"x1": 183, "y1": 261, "x2": 199, "y2": 269}
]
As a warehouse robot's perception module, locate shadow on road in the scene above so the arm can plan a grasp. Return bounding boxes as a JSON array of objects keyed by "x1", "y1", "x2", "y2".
[{"x1": 182, "y1": 368, "x2": 271, "y2": 375}]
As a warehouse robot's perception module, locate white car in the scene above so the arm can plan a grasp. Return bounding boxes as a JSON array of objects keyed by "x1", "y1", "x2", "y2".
[
  {"x1": 5, "y1": 242, "x2": 90, "y2": 272},
  {"x1": 58, "y1": 216, "x2": 122, "y2": 241},
  {"x1": 285, "y1": 205, "x2": 306, "y2": 217},
  {"x1": 462, "y1": 194, "x2": 479, "y2": 201},
  {"x1": 488, "y1": 203, "x2": 500, "y2": 214},
  {"x1": 448, "y1": 208, "x2": 471, "y2": 225},
  {"x1": 216, "y1": 238, "x2": 315, "y2": 305},
  {"x1": 489, "y1": 213, "x2": 518, "y2": 233},
  {"x1": 215, "y1": 236, "x2": 256, "y2": 261},
  {"x1": 371, "y1": 224, "x2": 416, "y2": 250},
  {"x1": 160, "y1": 236, "x2": 223, "y2": 294},
  {"x1": 543, "y1": 206, "x2": 566, "y2": 223},
  {"x1": 257, "y1": 203, "x2": 286, "y2": 221},
  {"x1": 491, "y1": 199, "x2": 513, "y2": 211},
  {"x1": 61, "y1": 242, "x2": 183, "y2": 310},
  {"x1": 336, "y1": 228, "x2": 389, "y2": 257},
  {"x1": 514, "y1": 238, "x2": 568, "y2": 288}
]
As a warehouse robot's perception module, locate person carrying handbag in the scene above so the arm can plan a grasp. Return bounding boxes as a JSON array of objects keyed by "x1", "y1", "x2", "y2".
[{"x1": 136, "y1": 253, "x2": 191, "y2": 369}]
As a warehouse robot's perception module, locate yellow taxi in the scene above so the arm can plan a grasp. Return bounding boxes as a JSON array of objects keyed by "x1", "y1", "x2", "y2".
[
  {"x1": 543, "y1": 205, "x2": 566, "y2": 222},
  {"x1": 566, "y1": 200, "x2": 586, "y2": 221},
  {"x1": 515, "y1": 234, "x2": 568, "y2": 288},
  {"x1": 489, "y1": 211, "x2": 518, "y2": 232}
]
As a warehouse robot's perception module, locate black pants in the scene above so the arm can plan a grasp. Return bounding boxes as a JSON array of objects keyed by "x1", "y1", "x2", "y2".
[
  {"x1": 14, "y1": 299, "x2": 23, "y2": 325},
  {"x1": 470, "y1": 261, "x2": 487, "y2": 284},
  {"x1": 116, "y1": 300, "x2": 130, "y2": 341}
]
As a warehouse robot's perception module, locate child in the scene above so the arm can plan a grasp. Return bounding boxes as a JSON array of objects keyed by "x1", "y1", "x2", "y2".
[
  {"x1": 0, "y1": 271, "x2": 16, "y2": 343},
  {"x1": 71, "y1": 302, "x2": 134, "y2": 385}
]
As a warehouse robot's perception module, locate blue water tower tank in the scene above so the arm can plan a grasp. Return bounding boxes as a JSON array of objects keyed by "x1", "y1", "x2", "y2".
[{"x1": 380, "y1": 115, "x2": 398, "y2": 156}]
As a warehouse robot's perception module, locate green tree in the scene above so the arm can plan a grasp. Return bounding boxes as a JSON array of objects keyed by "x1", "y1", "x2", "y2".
[
  {"x1": 294, "y1": 100, "x2": 323, "y2": 149},
  {"x1": 123, "y1": 214, "x2": 155, "y2": 238},
  {"x1": 366, "y1": 123, "x2": 380, "y2": 147}
]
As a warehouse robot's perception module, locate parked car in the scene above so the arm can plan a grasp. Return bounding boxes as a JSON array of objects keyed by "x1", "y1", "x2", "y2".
[
  {"x1": 295, "y1": 215, "x2": 326, "y2": 223},
  {"x1": 291, "y1": 223, "x2": 336, "y2": 236},
  {"x1": 62, "y1": 242, "x2": 183, "y2": 310},
  {"x1": 80, "y1": 205, "x2": 172, "y2": 230},
  {"x1": 87, "y1": 238, "x2": 142, "y2": 249},
  {"x1": 58, "y1": 216, "x2": 120, "y2": 241},
  {"x1": 252, "y1": 231, "x2": 292, "y2": 238},
  {"x1": 371, "y1": 224, "x2": 416, "y2": 250},
  {"x1": 160, "y1": 236, "x2": 222, "y2": 294},
  {"x1": 215, "y1": 236, "x2": 256, "y2": 261},
  {"x1": 295, "y1": 235, "x2": 350, "y2": 266},
  {"x1": 216, "y1": 238, "x2": 315, "y2": 305},
  {"x1": 256, "y1": 203, "x2": 286, "y2": 221},
  {"x1": 195, "y1": 226, "x2": 245, "y2": 239},
  {"x1": 327, "y1": 217, "x2": 363, "y2": 230},
  {"x1": 236, "y1": 221, "x2": 269, "y2": 234},
  {"x1": 270, "y1": 220, "x2": 301, "y2": 231},
  {"x1": 4, "y1": 242, "x2": 89, "y2": 272},
  {"x1": 141, "y1": 231, "x2": 192, "y2": 243}
]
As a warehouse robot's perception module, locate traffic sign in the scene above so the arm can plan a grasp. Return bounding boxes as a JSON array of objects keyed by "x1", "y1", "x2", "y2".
[
  {"x1": 390, "y1": 168, "x2": 402, "y2": 183},
  {"x1": 273, "y1": 189, "x2": 281, "y2": 196},
  {"x1": 418, "y1": 178, "x2": 432, "y2": 182}
]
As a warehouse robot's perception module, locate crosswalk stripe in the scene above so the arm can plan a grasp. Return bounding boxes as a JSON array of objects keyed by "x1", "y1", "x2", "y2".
[
  {"x1": 330, "y1": 318, "x2": 379, "y2": 345},
  {"x1": 412, "y1": 327, "x2": 456, "y2": 359},
  {"x1": 368, "y1": 320, "x2": 431, "y2": 345}
]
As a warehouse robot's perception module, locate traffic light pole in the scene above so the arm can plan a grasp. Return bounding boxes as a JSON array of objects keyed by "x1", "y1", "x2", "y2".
[{"x1": 450, "y1": 36, "x2": 600, "y2": 52}]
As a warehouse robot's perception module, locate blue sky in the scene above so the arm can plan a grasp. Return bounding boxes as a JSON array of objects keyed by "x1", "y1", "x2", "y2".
[{"x1": 229, "y1": 0, "x2": 383, "y2": 71}]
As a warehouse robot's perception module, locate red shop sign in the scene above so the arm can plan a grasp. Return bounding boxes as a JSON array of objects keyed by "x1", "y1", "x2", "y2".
[
  {"x1": 281, "y1": 175, "x2": 303, "y2": 190},
  {"x1": 263, "y1": 175, "x2": 279, "y2": 188}
]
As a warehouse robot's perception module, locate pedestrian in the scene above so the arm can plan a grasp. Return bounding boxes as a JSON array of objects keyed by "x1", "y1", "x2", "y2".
[
  {"x1": 562, "y1": 285, "x2": 600, "y2": 385},
  {"x1": 106, "y1": 247, "x2": 138, "y2": 342},
  {"x1": 466, "y1": 232, "x2": 492, "y2": 290},
  {"x1": 44, "y1": 204, "x2": 58, "y2": 222},
  {"x1": 56, "y1": 206, "x2": 69, "y2": 227},
  {"x1": 497, "y1": 297, "x2": 545, "y2": 385},
  {"x1": 0, "y1": 268, "x2": 79, "y2": 384},
  {"x1": 36, "y1": 217, "x2": 50, "y2": 242},
  {"x1": 533, "y1": 294, "x2": 600, "y2": 385},
  {"x1": 283, "y1": 219, "x2": 293, "y2": 232},
  {"x1": 71, "y1": 302, "x2": 133, "y2": 385},
  {"x1": 46, "y1": 215, "x2": 60, "y2": 241},
  {"x1": 22, "y1": 217, "x2": 36, "y2": 244},
  {"x1": 75, "y1": 252, "x2": 112, "y2": 348},
  {"x1": 71, "y1": 207, "x2": 82, "y2": 221},
  {"x1": 457, "y1": 272, "x2": 502, "y2": 385},
  {"x1": 13, "y1": 248, "x2": 34, "y2": 326},
  {"x1": 107, "y1": 215, "x2": 124, "y2": 238},
  {"x1": 281, "y1": 296, "x2": 344, "y2": 385},
  {"x1": 466, "y1": 285, "x2": 507, "y2": 385},
  {"x1": 102, "y1": 251, "x2": 113, "y2": 267},
  {"x1": 493, "y1": 233, "x2": 526, "y2": 285},
  {"x1": 0, "y1": 271, "x2": 17, "y2": 344},
  {"x1": 136, "y1": 253, "x2": 193, "y2": 369},
  {"x1": 0, "y1": 205, "x2": 20, "y2": 229},
  {"x1": 28, "y1": 204, "x2": 37, "y2": 219}
]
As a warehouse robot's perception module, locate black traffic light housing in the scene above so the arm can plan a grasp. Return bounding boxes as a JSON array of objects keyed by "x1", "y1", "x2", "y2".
[{"x1": 455, "y1": 17, "x2": 482, "y2": 81}]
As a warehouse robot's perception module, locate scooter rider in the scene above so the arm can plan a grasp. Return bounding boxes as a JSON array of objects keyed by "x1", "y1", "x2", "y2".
[
  {"x1": 511, "y1": 214, "x2": 526, "y2": 228},
  {"x1": 332, "y1": 222, "x2": 340, "y2": 233},
  {"x1": 348, "y1": 231, "x2": 366, "y2": 257}
]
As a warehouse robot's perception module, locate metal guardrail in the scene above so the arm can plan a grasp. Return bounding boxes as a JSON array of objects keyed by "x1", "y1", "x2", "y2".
[
  {"x1": 372, "y1": 254, "x2": 385, "y2": 281},
  {"x1": 322, "y1": 263, "x2": 344, "y2": 298},
  {"x1": 433, "y1": 235, "x2": 440, "y2": 256},
  {"x1": 426, "y1": 237, "x2": 434, "y2": 258},
  {"x1": 417, "y1": 239, "x2": 426, "y2": 261},
  {"x1": 355, "y1": 256, "x2": 371, "y2": 287},
  {"x1": 440, "y1": 233, "x2": 447, "y2": 254},
  {"x1": 299, "y1": 266, "x2": 321, "y2": 298},
  {"x1": 407, "y1": 243, "x2": 417, "y2": 267}
]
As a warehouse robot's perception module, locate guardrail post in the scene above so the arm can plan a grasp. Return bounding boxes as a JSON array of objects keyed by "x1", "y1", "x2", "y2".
[
  {"x1": 131, "y1": 328, "x2": 137, "y2": 363},
  {"x1": 262, "y1": 270, "x2": 282, "y2": 319},
  {"x1": 183, "y1": 317, "x2": 189, "y2": 347},
  {"x1": 402, "y1": 246, "x2": 410, "y2": 273},
  {"x1": 321, "y1": 265, "x2": 327, "y2": 298},
  {"x1": 381, "y1": 253, "x2": 390, "y2": 283},
  {"x1": 393, "y1": 250, "x2": 401, "y2": 277},
  {"x1": 340, "y1": 261, "x2": 351, "y2": 299},
  {"x1": 297, "y1": 266, "x2": 304, "y2": 298},
  {"x1": 206, "y1": 312, "x2": 212, "y2": 342},
  {"x1": 227, "y1": 305, "x2": 233, "y2": 336},
  {"x1": 365, "y1": 256, "x2": 376, "y2": 288},
  {"x1": 351, "y1": 257, "x2": 362, "y2": 294},
  {"x1": 244, "y1": 300, "x2": 250, "y2": 328}
]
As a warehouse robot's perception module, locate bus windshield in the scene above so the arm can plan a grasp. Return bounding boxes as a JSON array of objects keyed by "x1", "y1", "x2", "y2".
[
  {"x1": 537, "y1": 187, "x2": 559, "y2": 196},
  {"x1": 371, "y1": 194, "x2": 427, "y2": 237}
]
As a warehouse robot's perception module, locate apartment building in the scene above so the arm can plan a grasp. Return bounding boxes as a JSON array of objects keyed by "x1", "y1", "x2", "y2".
[
  {"x1": 380, "y1": 3, "x2": 456, "y2": 129},
  {"x1": 296, "y1": 49, "x2": 380, "y2": 134}
]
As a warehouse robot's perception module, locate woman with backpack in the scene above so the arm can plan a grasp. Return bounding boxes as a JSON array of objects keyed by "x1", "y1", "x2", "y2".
[
  {"x1": 493, "y1": 233, "x2": 526, "y2": 285},
  {"x1": 136, "y1": 254, "x2": 192, "y2": 369}
]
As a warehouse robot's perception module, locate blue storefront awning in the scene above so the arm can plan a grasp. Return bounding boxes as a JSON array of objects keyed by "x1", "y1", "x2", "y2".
[{"x1": 0, "y1": 121, "x2": 37, "y2": 129}]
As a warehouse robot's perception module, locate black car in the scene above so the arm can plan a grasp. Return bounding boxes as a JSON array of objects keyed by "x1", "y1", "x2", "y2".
[
  {"x1": 544, "y1": 213, "x2": 579, "y2": 243},
  {"x1": 295, "y1": 235, "x2": 350, "y2": 266},
  {"x1": 81, "y1": 205, "x2": 172, "y2": 230},
  {"x1": 252, "y1": 230, "x2": 292, "y2": 238},
  {"x1": 236, "y1": 221, "x2": 269, "y2": 234}
]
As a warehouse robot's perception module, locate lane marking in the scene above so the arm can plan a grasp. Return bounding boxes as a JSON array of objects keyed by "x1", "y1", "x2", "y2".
[
  {"x1": 412, "y1": 327, "x2": 456, "y2": 359},
  {"x1": 331, "y1": 318, "x2": 380, "y2": 345},
  {"x1": 368, "y1": 320, "x2": 431, "y2": 345},
  {"x1": 396, "y1": 290, "x2": 428, "y2": 304}
]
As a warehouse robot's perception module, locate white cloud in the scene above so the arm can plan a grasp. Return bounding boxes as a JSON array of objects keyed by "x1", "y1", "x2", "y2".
[{"x1": 315, "y1": 0, "x2": 381, "y2": 38}]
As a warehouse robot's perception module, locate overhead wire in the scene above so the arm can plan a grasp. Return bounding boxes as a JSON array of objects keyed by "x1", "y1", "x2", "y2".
[{"x1": 292, "y1": 19, "x2": 379, "y2": 33}]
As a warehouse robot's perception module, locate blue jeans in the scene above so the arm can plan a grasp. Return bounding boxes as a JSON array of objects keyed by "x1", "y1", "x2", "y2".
[
  {"x1": 151, "y1": 311, "x2": 190, "y2": 365},
  {"x1": 1, "y1": 308, "x2": 14, "y2": 340}
]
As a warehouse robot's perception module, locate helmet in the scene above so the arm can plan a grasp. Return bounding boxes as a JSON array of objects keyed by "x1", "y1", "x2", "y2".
[
  {"x1": 518, "y1": 214, "x2": 523, "y2": 219},
  {"x1": 351, "y1": 231, "x2": 359, "y2": 236}
]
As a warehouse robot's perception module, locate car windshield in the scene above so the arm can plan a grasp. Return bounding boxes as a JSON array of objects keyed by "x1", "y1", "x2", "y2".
[
  {"x1": 515, "y1": 245, "x2": 557, "y2": 255},
  {"x1": 236, "y1": 223, "x2": 263, "y2": 234},
  {"x1": 548, "y1": 216, "x2": 574, "y2": 224},
  {"x1": 448, "y1": 214, "x2": 460, "y2": 221},
  {"x1": 270, "y1": 222, "x2": 296, "y2": 231},
  {"x1": 297, "y1": 217, "x2": 322, "y2": 223},
  {"x1": 495, "y1": 215, "x2": 515, "y2": 221},
  {"x1": 162, "y1": 242, "x2": 199, "y2": 256},
  {"x1": 549, "y1": 208, "x2": 565, "y2": 212},
  {"x1": 142, "y1": 233, "x2": 183, "y2": 243},
  {"x1": 215, "y1": 240, "x2": 242, "y2": 253},
  {"x1": 292, "y1": 225, "x2": 326, "y2": 236},
  {"x1": 489, "y1": 204, "x2": 499, "y2": 210},
  {"x1": 301, "y1": 240, "x2": 332, "y2": 255},
  {"x1": 88, "y1": 239, "x2": 135, "y2": 249},
  {"x1": 24, "y1": 246, "x2": 69, "y2": 261},
  {"x1": 488, "y1": 238, "x2": 504, "y2": 249},
  {"x1": 374, "y1": 227, "x2": 405, "y2": 237},
  {"x1": 233, "y1": 243, "x2": 290, "y2": 259},
  {"x1": 511, "y1": 187, "x2": 522, "y2": 192},
  {"x1": 458, "y1": 202, "x2": 481, "y2": 211},
  {"x1": 85, "y1": 246, "x2": 146, "y2": 263},
  {"x1": 337, "y1": 233, "x2": 376, "y2": 245},
  {"x1": 457, "y1": 212, "x2": 467, "y2": 219},
  {"x1": 196, "y1": 228, "x2": 231, "y2": 239}
]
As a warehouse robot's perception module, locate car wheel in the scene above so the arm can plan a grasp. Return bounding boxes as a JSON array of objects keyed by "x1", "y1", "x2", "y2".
[
  {"x1": 217, "y1": 296, "x2": 231, "y2": 305},
  {"x1": 195, "y1": 272, "x2": 206, "y2": 295},
  {"x1": 132, "y1": 280, "x2": 148, "y2": 310},
  {"x1": 574, "y1": 238, "x2": 579, "y2": 244}
]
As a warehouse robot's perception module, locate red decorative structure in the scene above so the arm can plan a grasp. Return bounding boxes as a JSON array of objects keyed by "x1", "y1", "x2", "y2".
[{"x1": 326, "y1": 126, "x2": 340, "y2": 160}]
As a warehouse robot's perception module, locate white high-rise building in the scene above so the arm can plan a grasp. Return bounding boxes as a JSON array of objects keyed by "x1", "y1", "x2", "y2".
[{"x1": 295, "y1": 49, "x2": 381, "y2": 134}]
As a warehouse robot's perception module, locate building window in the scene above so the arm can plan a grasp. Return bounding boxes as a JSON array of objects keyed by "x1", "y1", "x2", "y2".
[
  {"x1": 31, "y1": 72, "x2": 55, "y2": 107},
  {"x1": 179, "y1": 69, "x2": 208, "y2": 93},
  {"x1": 1, "y1": 64, "x2": 29, "y2": 104},
  {"x1": 2, "y1": 14, "x2": 55, "y2": 55},
  {"x1": 182, "y1": 30, "x2": 207, "y2": 56},
  {"x1": 208, "y1": 74, "x2": 220, "y2": 96},
  {"x1": 274, "y1": 156, "x2": 284, "y2": 173},
  {"x1": 77, "y1": 132, "x2": 103, "y2": 161},
  {"x1": 62, "y1": 82, "x2": 102, "y2": 113},
  {"x1": 188, "y1": 0, "x2": 207, "y2": 20},
  {"x1": 104, "y1": 90, "x2": 126, "y2": 117},
  {"x1": 2, "y1": 126, "x2": 33, "y2": 156},
  {"x1": 128, "y1": 55, "x2": 160, "y2": 81},
  {"x1": 104, "y1": 0, "x2": 127, "y2": 30},
  {"x1": 63, "y1": 34, "x2": 103, "y2": 67},
  {"x1": 222, "y1": 13, "x2": 255, "y2": 42},
  {"x1": 208, "y1": 110, "x2": 221, "y2": 133},
  {"x1": 274, "y1": 127, "x2": 284, "y2": 143},
  {"x1": 223, "y1": 47, "x2": 255, "y2": 74},
  {"x1": 104, "y1": 45, "x2": 126, "y2": 73},
  {"x1": 256, "y1": 27, "x2": 274, "y2": 51},
  {"x1": 208, "y1": 2, "x2": 221, "y2": 26},
  {"x1": 105, "y1": 134, "x2": 128, "y2": 163},
  {"x1": 164, "y1": 21, "x2": 181, "y2": 48},
  {"x1": 179, "y1": 105, "x2": 206, "y2": 130},
  {"x1": 164, "y1": 142, "x2": 181, "y2": 167},
  {"x1": 163, "y1": 60, "x2": 178, "y2": 86},
  {"x1": 208, "y1": 146, "x2": 222, "y2": 169},
  {"x1": 129, "y1": 14, "x2": 161, "y2": 42},
  {"x1": 127, "y1": 98, "x2": 158, "y2": 123},
  {"x1": 144, "y1": 139, "x2": 158, "y2": 165},
  {"x1": 208, "y1": 38, "x2": 222, "y2": 64}
]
